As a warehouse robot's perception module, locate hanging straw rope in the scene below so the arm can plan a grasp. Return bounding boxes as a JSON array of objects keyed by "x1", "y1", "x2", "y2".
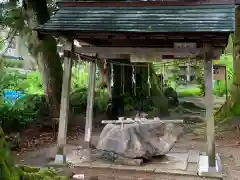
[
  {"x1": 111, "y1": 63, "x2": 114, "y2": 87},
  {"x1": 147, "y1": 63, "x2": 151, "y2": 96},
  {"x1": 132, "y1": 64, "x2": 136, "y2": 96},
  {"x1": 79, "y1": 53, "x2": 200, "y2": 67}
]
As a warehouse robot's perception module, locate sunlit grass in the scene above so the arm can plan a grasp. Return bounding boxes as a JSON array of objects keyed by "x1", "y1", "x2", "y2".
[{"x1": 177, "y1": 87, "x2": 202, "y2": 97}]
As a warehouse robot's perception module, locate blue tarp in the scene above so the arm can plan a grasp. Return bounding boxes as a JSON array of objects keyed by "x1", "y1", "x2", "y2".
[{"x1": 3, "y1": 90, "x2": 25, "y2": 104}]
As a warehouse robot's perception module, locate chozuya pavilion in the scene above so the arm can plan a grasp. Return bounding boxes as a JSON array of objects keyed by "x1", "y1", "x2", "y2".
[{"x1": 37, "y1": 0, "x2": 237, "y2": 179}]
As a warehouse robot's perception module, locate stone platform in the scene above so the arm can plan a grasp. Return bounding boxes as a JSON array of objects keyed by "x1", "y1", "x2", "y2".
[{"x1": 67, "y1": 149, "x2": 223, "y2": 180}]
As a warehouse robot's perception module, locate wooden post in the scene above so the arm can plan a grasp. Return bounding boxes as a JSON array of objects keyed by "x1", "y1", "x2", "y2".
[
  {"x1": 55, "y1": 41, "x2": 73, "y2": 164},
  {"x1": 204, "y1": 45, "x2": 216, "y2": 167},
  {"x1": 84, "y1": 61, "x2": 96, "y2": 158}
]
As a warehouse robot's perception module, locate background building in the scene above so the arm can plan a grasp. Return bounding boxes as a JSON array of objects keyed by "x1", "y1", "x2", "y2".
[{"x1": 0, "y1": 28, "x2": 36, "y2": 70}]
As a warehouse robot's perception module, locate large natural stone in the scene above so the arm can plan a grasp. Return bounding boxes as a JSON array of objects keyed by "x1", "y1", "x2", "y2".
[{"x1": 96, "y1": 120, "x2": 183, "y2": 163}]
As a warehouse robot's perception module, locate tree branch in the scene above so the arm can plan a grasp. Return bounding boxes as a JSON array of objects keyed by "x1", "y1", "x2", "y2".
[
  {"x1": 0, "y1": 28, "x2": 15, "y2": 44},
  {"x1": 0, "y1": 29, "x2": 17, "y2": 56}
]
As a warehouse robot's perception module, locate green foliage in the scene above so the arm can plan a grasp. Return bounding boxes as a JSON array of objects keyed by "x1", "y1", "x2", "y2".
[
  {"x1": 18, "y1": 166, "x2": 68, "y2": 180},
  {"x1": 0, "y1": 127, "x2": 19, "y2": 180},
  {"x1": 0, "y1": 71, "x2": 25, "y2": 90},
  {"x1": 3, "y1": 58, "x2": 24, "y2": 68},
  {"x1": 164, "y1": 87, "x2": 179, "y2": 107},
  {"x1": 0, "y1": 71, "x2": 45, "y2": 133},
  {"x1": 0, "y1": 126, "x2": 67, "y2": 180},
  {"x1": 94, "y1": 88, "x2": 110, "y2": 114},
  {"x1": 0, "y1": 70, "x2": 25, "y2": 102},
  {"x1": 14, "y1": 94, "x2": 47, "y2": 115},
  {"x1": 70, "y1": 87, "x2": 109, "y2": 115},
  {"x1": 230, "y1": 102, "x2": 240, "y2": 117},
  {"x1": 177, "y1": 87, "x2": 202, "y2": 97},
  {"x1": 213, "y1": 54, "x2": 233, "y2": 96},
  {"x1": 123, "y1": 94, "x2": 153, "y2": 113},
  {"x1": 19, "y1": 71, "x2": 43, "y2": 94},
  {"x1": 0, "y1": 64, "x2": 111, "y2": 133},
  {"x1": 0, "y1": 37, "x2": 4, "y2": 50},
  {"x1": 71, "y1": 65, "x2": 88, "y2": 89},
  {"x1": 1, "y1": 1, "x2": 25, "y2": 31},
  {"x1": 195, "y1": 64, "x2": 205, "y2": 95},
  {"x1": 0, "y1": 94, "x2": 46, "y2": 133},
  {"x1": 0, "y1": 53, "x2": 233, "y2": 134},
  {"x1": 70, "y1": 87, "x2": 88, "y2": 114},
  {"x1": 178, "y1": 54, "x2": 233, "y2": 97}
]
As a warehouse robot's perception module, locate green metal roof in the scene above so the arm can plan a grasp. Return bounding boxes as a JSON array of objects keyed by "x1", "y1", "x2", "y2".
[{"x1": 38, "y1": 5, "x2": 235, "y2": 33}]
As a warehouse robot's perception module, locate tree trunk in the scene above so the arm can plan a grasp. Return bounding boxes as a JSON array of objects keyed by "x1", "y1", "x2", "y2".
[
  {"x1": 215, "y1": 8, "x2": 240, "y2": 119},
  {"x1": 36, "y1": 42, "x2": 63, "y2": 118},
  {"x1": 22, "y1": 0, "x2": 63, "y2": 118},
  {"x1": 230, "y1": 7, "x2": 240, "y2": 116}
]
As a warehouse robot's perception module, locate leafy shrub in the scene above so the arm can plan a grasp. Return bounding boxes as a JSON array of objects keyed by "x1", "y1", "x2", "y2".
[
  {"x1": 0, "y1": 71, "x2": 25, "y2": 92},
  {"x1": 71, "y1": 66, "x2": 89, "y2": 89},
  {"x1": 0, "y1": 103, "x2": 35, "y2": 133},
  {"x1": 0, "y1": 94, "x2": 47, "y2": 133},
  {"x1": 164, "y1": 87, "x2": 179, "y2": 107},
  {"x1": 14, "y1": 94, "x2": 47, "y2": 117},
  {"x1": 94, "y1": 88, "x2": 110, "y2": 114},
  {"x1": 0, "y1": 66, "x2": 112, "y2": 133},
  {"x1": 178, "y1": 54, "x2": 233, "y2": 97},
  {"x1": 19, "y1": 71, "x2": 43, "y2": 94},
  {"x1": 70, "y1": 87, "x2": 109, "y2": 115},
  {"x1": 3, "y1": 58, "x2": 24, "y2": 68},
  {"x1": 213, "y1": 54, "x2": 233, "y2": 96},
  {"x1": 177, "y1": 87, "x2": 202, "y2": 97},
  {"x1": 70, "y1": 87, "x2": 88, "y2": 114},
  {"x1": 0, "y1": 71, "x2": 25, "y2": 103}
]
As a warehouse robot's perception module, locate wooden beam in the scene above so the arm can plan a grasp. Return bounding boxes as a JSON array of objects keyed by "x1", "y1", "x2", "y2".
[
  {"x1": 75, "y1": 47, "x2": 202, "y2": 55},
  {"x1": 98, "y1": 53, "x2": 130, "y2": 59},
  {"x1": 62, "y1": 0, "x2": 236, "y2": 7},
  {"x1": 55, "y1": 41, "x2": 73, "y2": 164},
  {"x1": 74, "y1": 46, "x2": 223, "y2": 58},
  {"x1": 204, "y1": 44, "x2": 215, "y2": 167},
  {"x1": 101, "y1": 119, "x2": 183, "y2": 124},
  {"x1": 78, "y1": 38, "x2": 228, "y2": 48}
]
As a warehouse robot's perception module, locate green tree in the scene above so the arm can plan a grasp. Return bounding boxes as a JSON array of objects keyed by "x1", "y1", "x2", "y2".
[{"x1": 1, "y1": 0, "x2": 63, "y2": 118}]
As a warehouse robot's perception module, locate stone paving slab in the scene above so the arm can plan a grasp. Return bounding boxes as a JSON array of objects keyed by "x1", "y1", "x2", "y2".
[
  {"x1": 110, "y1": 164, "x2": 155, "y2": 172},
  {"x1": 67, "y1": 149, "x2": 222, "y2": 179},
  {"x1": 186, "y1": 163, "x2": 198, "y2": 174},
  {"x1": 73, "y1": 166, "x2": 220, "y2": 180},
  {"x1": 188, "y1": 150, "x2": 200, "y2": 163},
  {"x1": 72, "y1": 152, "x2": 195, "y2": 175},
  {"x1": 43, "y1": 146, "x2": 225, "y2": 180},
  {"x1": 147, "y1": 153, "x2": 189, "y2": 171}
]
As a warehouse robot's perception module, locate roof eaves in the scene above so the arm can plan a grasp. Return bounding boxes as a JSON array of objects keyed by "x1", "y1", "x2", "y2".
[{"x1": 56, "y1": 0, "x2": 237, "y2": 7}]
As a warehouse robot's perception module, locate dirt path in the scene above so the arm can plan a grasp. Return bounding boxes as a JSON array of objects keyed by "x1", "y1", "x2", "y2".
[{"x1": 179, "y1": 96, "x2": 225, "y2": 109}]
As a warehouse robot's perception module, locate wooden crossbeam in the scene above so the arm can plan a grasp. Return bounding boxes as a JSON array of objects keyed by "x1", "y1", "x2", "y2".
[
  {"x1": 74, "y1": 46, "x2": 223, "y2": 59},
  {"x1": 75, "y1": 47, "x2": 201, "y2": 55},
  {"x1": 101, "y1": 119, "x2": 184, "y2": 124}
]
